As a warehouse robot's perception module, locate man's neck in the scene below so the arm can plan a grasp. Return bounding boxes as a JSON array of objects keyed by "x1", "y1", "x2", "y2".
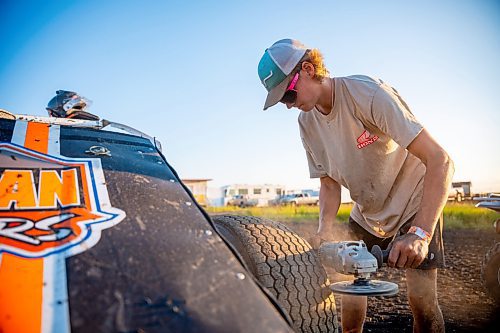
[{"x1": 315, "y1": 77, "x2": 334, "y2": 115}]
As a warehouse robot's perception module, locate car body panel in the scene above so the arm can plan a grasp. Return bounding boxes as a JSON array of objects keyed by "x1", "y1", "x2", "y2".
[{"x1": 0, "y1": 117, "x2": 292, "y2": 333}]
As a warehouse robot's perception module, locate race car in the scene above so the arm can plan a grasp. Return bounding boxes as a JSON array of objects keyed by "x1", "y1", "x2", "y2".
[{"x1": 0, "y1": 110, "x2": 337, "y2": 333}]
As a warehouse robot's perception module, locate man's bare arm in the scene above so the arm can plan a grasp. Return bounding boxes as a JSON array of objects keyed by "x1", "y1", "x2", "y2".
[
  {"x1": 407, "y1": 128, "x2": 455, "y2": 236},
  {"x1": 310, "y1": 176, "x2": 341, "y2": 249},
  {"x1": 388, "y1": 128, "x2": 454, "y2": 268}
]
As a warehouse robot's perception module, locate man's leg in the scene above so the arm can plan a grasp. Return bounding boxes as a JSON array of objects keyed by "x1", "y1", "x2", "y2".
[
  {"x1": 342, "y1": 217, "x2": 390, "y2": 333},
  {"x1": 341, "y1": 295, "x2": 367, "y2": 333},
  {"x1": 406, "y1": 268, "x2": 444, "y2": 333}
]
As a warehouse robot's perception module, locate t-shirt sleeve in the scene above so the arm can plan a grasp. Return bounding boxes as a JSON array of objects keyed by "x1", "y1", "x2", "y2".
[
  {"x1": 301, "y1": 137, "x2": 328, "y2": 179},
  {"x1": 369, "y1": 83, "x2": 423, "y2": 148}
]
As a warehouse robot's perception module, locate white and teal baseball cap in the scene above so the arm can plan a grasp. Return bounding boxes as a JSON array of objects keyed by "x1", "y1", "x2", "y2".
[{"x1": 258, "y1": 39, "x2": 308, "y2": 110}]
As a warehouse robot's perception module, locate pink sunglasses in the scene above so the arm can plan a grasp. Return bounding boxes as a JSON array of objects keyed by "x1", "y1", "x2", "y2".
[{"x1": 280, "y1": 72, "x2": 299, "y2": 104}]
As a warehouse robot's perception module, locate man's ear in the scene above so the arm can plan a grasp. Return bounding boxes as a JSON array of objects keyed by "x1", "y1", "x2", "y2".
[{"x1": 301, "y1": 61, "x2": 315, "y2": 78}]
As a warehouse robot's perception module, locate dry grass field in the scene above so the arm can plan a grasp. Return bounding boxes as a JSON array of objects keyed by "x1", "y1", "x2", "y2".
[{"x1": 206, "y1": 202, "x2": 498, "y2": 229}]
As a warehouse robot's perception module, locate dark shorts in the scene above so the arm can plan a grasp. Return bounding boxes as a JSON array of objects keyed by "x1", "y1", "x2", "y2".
[{"x1": 348, "y1": 214, "x2": 446, "y2": 269}]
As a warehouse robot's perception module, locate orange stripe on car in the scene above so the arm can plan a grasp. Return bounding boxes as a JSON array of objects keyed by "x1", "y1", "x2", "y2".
[{"x1": 0, "y1": 122, "x2": 50, "y2": 333}]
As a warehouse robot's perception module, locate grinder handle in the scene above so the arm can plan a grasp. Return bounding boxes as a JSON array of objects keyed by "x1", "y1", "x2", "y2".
[{"x1": 371, "y1": 245, "x2": 390, "y2": 268}]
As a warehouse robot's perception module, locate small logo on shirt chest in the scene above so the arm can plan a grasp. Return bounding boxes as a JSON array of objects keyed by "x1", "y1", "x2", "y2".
[{"x1": 357, "y1": 130, "x2": 379, "y2": 149}]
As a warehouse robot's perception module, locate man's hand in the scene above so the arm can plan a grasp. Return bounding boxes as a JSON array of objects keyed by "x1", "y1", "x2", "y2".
[
  {"x1": 310, "y1": 225, "x2": 334, "y2": 249},
  {"x1": 309, "y1": 234, "x2": 323, "y2": 250},
  {"x1": 387, "y1": 233, "x2": 429, "y2": 269}
]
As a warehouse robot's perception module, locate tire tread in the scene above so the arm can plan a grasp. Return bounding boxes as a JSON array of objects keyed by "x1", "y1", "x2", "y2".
[{"x1": 212, "y1": 215, "x2": 338, "y2": 333}]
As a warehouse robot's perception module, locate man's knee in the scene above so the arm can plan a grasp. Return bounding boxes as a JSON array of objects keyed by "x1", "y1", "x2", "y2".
[
  {"x1": 341, "y1": 295, "x2": 367, "y2": 333},
  {"x1": 406, "y1": 269, "x2": 439, "y2": 311}
]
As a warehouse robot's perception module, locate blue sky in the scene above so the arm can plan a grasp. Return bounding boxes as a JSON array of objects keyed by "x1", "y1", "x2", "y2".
[{"x1": 1, "y1": 0, "x2": 499, "y2": 194}]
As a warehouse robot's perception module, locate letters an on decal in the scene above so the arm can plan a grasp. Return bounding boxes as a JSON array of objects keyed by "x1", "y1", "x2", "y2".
[{"x1": 0, "y1": 168, "x2": 81, "y2": 210}]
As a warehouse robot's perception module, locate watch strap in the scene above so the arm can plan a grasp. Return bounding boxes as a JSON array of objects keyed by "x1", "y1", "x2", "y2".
[{"x1": 407, "y1": 226, "x2": 431, "y2": 243}]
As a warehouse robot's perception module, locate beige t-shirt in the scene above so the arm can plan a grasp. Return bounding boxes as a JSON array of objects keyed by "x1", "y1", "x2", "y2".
[{"x1": 299, "y1": 75, "x2": 425, "y2": 237}]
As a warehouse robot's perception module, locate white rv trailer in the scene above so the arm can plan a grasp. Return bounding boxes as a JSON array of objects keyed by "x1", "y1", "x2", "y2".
[{"x1": 222, "y1": 184, "x2": 286, "y2": 207}]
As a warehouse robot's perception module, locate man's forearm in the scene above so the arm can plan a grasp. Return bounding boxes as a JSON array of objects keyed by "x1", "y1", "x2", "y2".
[
  {"x1": 318, "y1": 177, "x2": 341, "y2": 233},
  {"x1": 413, "y1": 153, "x2": 455, "y2": 237}
]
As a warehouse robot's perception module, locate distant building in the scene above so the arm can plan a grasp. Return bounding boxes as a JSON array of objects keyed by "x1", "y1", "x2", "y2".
[
  {"x1": 450, "y1": 181, "x2": 473, "y2": 201},
  {"x1": 182, "y1": 179, "x2": 212, "y2": 206}
]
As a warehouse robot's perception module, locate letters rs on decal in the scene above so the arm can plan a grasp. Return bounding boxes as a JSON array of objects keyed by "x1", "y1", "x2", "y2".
[{"x1": 0, "y1": 214, "x2": 74, "y2": 245}]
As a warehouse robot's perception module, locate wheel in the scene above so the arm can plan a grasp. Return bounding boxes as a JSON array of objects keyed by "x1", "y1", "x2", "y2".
[
  {"x1": 290, "y1": 201, "x2": 297, "y2": 206},
  {"x1": 456, "y1": 193, "x2": 462, "y2": 202},
  {"x1": 211, "y1": 215, "x2": 338, "y2": 333},
  {"x1": 481, "y1": 241, "x2": 500, "y2": 303}
]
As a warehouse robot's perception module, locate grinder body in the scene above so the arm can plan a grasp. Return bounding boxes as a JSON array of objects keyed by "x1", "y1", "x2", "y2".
[{"x1": 318, "y1": 241, "x2": 398, "y2": 297}]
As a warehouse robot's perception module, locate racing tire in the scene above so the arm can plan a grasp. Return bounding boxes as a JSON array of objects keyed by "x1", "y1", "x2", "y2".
[
  {"x1": 211, "y1": 215, "x2": 338, "y2": 333},
  {"x1": 481, "y1": 241, "x2": 500, "y2": 303}
]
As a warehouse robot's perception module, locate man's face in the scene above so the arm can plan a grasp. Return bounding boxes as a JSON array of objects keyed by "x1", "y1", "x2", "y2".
[{"x1": 281, "y1": 63, "x2": 321, "y2": 112}]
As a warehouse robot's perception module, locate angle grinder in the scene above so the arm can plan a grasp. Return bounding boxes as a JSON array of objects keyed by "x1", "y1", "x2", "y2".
[{"x1": 318, "y1": 241, "x2": 398, "y2": 297}]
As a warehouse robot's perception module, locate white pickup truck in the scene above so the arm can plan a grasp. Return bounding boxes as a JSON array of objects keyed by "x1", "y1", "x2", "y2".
[
  {"x1": 226, "y1": 195, "x2": 258, "y2": 207},
  {"x1": 280, "y1": 193, "x2": 319, "y2": 206}
]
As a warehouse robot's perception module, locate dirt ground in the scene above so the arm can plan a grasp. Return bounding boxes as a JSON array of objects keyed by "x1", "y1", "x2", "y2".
[{"x1": 286, "y1": 222, "x2": 500, "y2": 333}]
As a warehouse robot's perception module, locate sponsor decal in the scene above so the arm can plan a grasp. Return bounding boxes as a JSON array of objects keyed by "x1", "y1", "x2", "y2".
[
  {"x1": 356, "y1": 129, "x2": 379, "y2": 149},
  {"x1": 0, "y1": 121, "x2": 125, "y2": 333},
  {"x1": 0, "y1": 143, "x2": 125, "y2": 258}
]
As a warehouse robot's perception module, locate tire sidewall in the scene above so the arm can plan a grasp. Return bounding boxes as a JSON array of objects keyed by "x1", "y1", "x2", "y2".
[{"x1": 482, "y1": 242, "x2": 500, "y2": 303}]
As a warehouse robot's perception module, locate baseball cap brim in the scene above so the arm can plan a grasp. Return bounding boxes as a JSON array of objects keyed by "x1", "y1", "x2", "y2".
[{"x1": 263, "y1": 75, "x2": 290, "y2": 110}]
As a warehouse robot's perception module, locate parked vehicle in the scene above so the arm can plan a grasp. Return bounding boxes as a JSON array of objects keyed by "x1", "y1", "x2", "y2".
[
  {"x1": 279, "y1": 193, "x2": 319, "y2": 206},
  {"x1": 226, "y1": 194, "x2": 257, "y2": 207},
  {"x1": 474, "y1": 193, "x2": 500, "y2": 303},
  {"x1": 0, "y1": 113, "x2": 338, "y2": 332}
]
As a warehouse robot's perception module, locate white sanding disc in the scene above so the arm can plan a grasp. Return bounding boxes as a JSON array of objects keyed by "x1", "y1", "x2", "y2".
[{"x1": 330, "y1": 280, "x2": 399, "y2": 297}]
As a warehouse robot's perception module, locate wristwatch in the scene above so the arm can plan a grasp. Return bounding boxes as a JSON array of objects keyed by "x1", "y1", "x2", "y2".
[{"x1": 407, "y1": 226, "x2": 432, "y2": 244}]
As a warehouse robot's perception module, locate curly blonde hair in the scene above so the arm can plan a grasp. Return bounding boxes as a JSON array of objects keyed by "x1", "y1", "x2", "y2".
[{"x1": 293, "y1": 48, "x2": 330, "y2": 82}]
